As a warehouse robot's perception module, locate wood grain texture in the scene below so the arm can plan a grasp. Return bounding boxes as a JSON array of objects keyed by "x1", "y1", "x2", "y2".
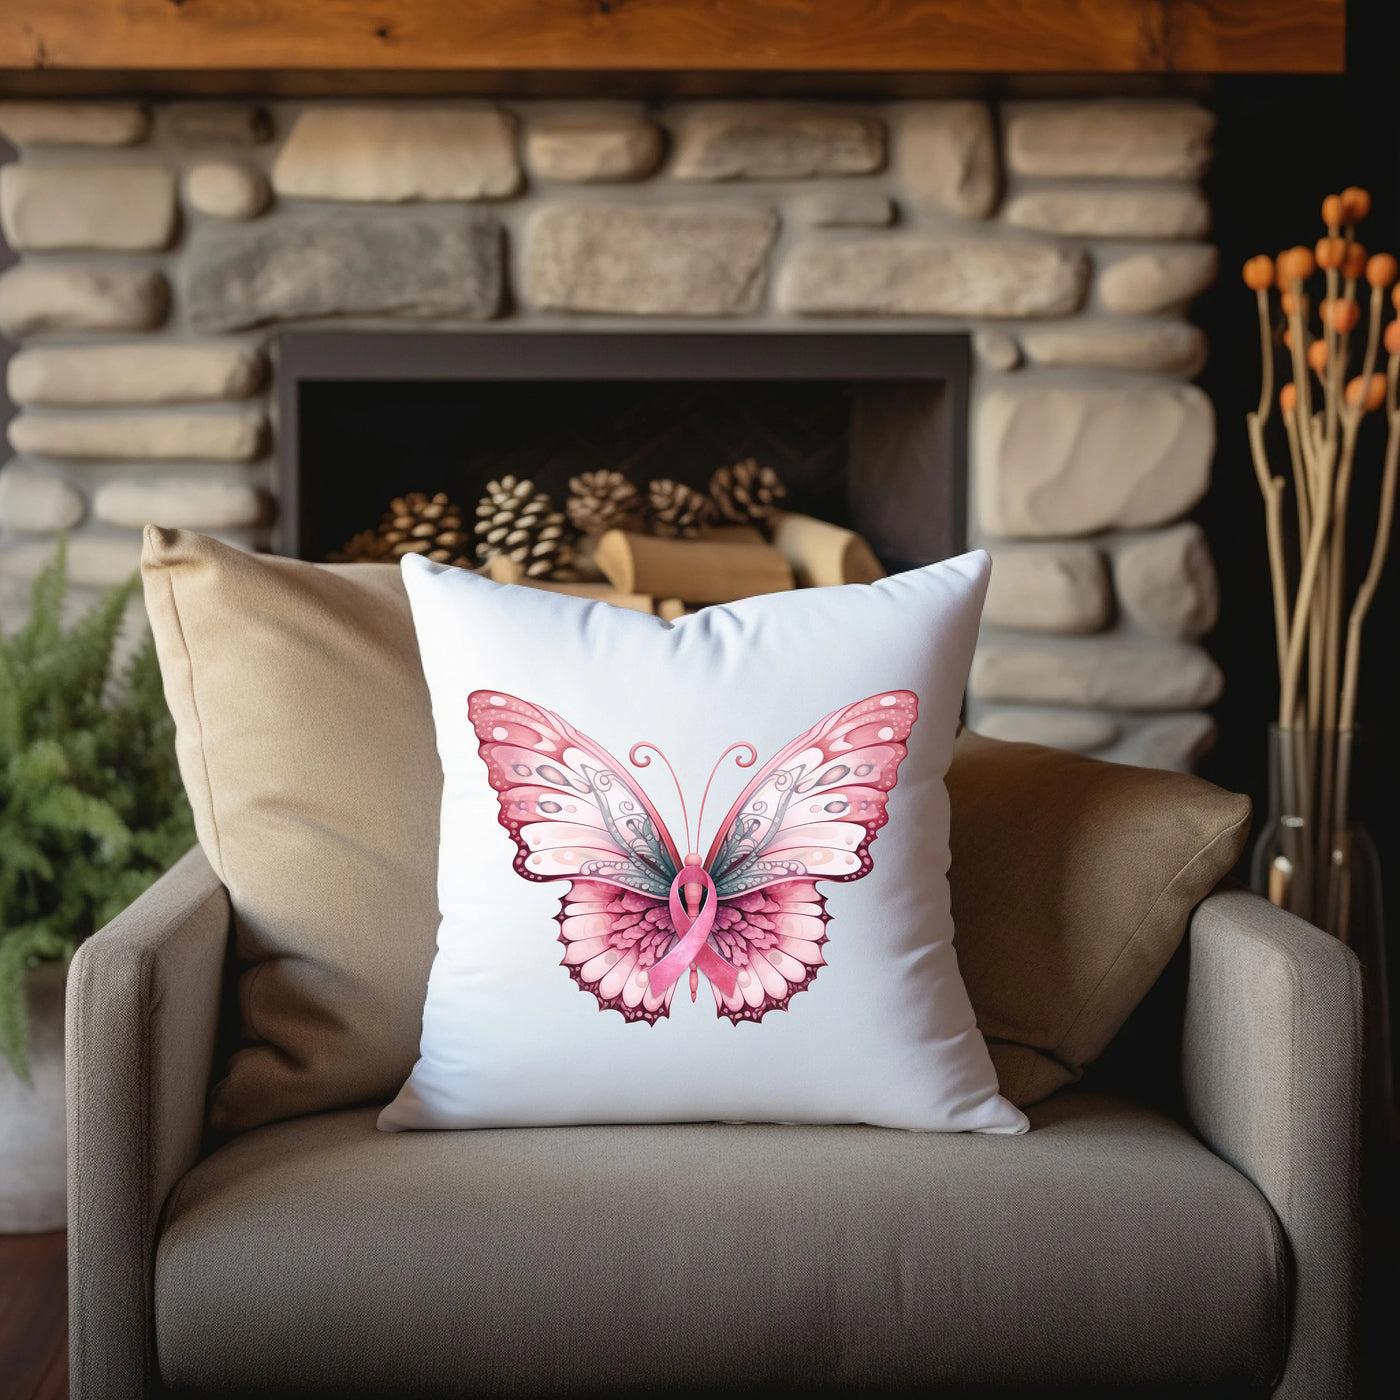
[
  {"x1": 0, "y1": 1231, "x2": 67, "y2": 1400},
  {"x1": 0, "y1": 1, "x2": 1345, "y2": 75}
]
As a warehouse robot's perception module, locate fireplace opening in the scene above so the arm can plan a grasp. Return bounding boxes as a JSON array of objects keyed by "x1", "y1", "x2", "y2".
[{"x1": 279, "y1": 332, "x2": 968, "y2": 575}]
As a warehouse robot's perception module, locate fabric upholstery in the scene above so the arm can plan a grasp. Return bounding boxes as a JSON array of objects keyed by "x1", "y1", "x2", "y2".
[
  {"x1": 948, "y1": 729, "x2": 1252, "y2": 1105},
  {"x1": 155, "y1": 1094, "x2": 1285, "y2": 1396},
  {"x1": 141, "y1": 528, "x2": 442, "y2": 1131},
  {"x1": 65, "y1": 846, "x2": 228, "y2": 1400},
  {"x1": 1184, "y1": 889, "x2": 1363, "y2": 1400}
]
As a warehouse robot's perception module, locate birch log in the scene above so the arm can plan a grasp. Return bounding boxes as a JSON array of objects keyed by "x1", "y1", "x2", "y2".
[
  {"x1": 770, "y1": 511, "x2": 886, "y2": 586},
  {"x1": 594, "y1": 530, "x2": 794, "y2": 603}
]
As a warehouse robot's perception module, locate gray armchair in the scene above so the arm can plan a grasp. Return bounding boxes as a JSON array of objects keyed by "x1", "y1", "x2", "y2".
[{"x1": 67, "y1": 847, "x2": 1361, "y2": 1399}]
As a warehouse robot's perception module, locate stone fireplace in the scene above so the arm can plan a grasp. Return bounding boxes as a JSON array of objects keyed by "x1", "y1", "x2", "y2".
[{"x1": 0, "y1": 96, "x2": 1221, "y2": 769}]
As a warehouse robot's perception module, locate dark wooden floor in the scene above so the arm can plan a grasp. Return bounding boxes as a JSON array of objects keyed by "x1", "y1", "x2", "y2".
[{"x1": 0, "y1": 1231, "x2": 66, "y2": 1400}]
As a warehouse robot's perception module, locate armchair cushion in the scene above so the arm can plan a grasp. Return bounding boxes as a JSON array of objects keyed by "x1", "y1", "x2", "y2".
[
  {"x1": 948, "y1": 730, "x2": 1252, "y2": 1106},
  {"x1": 154, "y1": 1095, "x2": 1285, "y2": 1395}
]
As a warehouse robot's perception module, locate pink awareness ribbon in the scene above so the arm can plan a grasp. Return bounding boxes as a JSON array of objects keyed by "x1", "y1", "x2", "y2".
[{"x1": 647, "y1": 864, "x2": 738, "y2": 997}]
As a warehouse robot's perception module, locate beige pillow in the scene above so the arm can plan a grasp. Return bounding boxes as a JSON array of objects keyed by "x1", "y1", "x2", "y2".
[
  {"x1": 143, "y1": 528, "x2": 441, "y2": 1131},
  {"x1": 947, "y1": 729, "x2": 1252, "y2": 1106}
]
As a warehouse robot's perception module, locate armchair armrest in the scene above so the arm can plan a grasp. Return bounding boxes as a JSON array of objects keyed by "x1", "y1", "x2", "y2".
[
  {"x1": 66, "y1": 846, "x2": 229, "y2": 1400},
  {"x1": 1182, "y1": 887, "x2": 1362, "y2": 1400}
]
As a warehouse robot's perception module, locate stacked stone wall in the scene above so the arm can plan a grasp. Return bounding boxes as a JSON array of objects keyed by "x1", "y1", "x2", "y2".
[{"x1": 0, "y1": 96, "x2": 1221, "y2": 768}]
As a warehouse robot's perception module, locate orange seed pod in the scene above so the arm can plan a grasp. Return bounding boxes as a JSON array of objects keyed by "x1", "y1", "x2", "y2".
[
  {"x1": 1367, "y1": 253, "x2": 1399, "y2": 288},
  {"x1": 1393, "y1": 284, "x2": 1400, "y2": 312},
  {"x1": 1316, "y1": 237, "x2": 1346, "y2": 270},
  {"x1": 1243, "y1": 254, "x2": 1275, "y2": 291},
  {"x1": 1322, "y1": 194, "x2": 1345, "y2": 229},
  {"x1": 1281, "y1": 290, "x2": 1301, "y2": 317},
  {"x1": 1322, "y1": 297, "x2": 1362, "y2": 333},
  {"x1": 1344, "y1": 242, "x2": 1369, "y2": 280},
  {"x1": 1280, "y1": 383, "x2": 1298, "y2": 414},
  {"x1": 1385, "y1": 320, "x2": 1400, "y2": 357},
  {"x1": 1341, "y1": 186, "x2": 1372, "y2": 222},
  {"x1": 1346, "y1": 373, "x2": 1387, "y2": 411},
  {"x1": 1307, "y1": 339, "x2": 1329, "y2": 373},
  {"x1": 1277, "y1": 246, "x2": 1316, "y2": 283}
]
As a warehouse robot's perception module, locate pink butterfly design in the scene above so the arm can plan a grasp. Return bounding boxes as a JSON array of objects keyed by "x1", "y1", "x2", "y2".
[{"x1": 468, "y1": 689, "x2": 919, "y2": 1025}]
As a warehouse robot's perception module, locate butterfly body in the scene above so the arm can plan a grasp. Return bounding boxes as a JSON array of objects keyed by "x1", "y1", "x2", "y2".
[{"x1": 469, "y1": 688, "x2": 918, "y2": 1025}]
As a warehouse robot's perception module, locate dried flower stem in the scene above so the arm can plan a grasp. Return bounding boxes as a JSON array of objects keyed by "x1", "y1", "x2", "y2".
[
  {"x1": 1340, "y1": 402, "x2": 1400, "y2": 731},
  {"x1": 1247, "y1": 412, "x2": 1290, "y2": 686}
]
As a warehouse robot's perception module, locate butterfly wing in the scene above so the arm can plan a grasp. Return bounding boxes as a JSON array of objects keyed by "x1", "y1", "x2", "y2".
[
  {"x1": 698, "y1": 691, "x2": 918, "y2": 1023},
  {"x1": 704, "y1": 690, "x2": 918, "y2": 897},
  {"x1": 557, "y1": 880, "x2": 679, "y2": 1025},
  {"x1": 707, "y1": 879, "x2": 829, "y2": 1025},
  {"x1": 469, "y1": 691, "x2": 684, "y2": 1022},
  {"x1": 469, "y1": 691, "x2": 681, "y2": 896}
]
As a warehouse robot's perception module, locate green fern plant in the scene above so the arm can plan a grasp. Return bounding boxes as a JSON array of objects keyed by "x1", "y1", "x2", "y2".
[{"x1": 0, "y1": 540, "x2": 194, "y2": 1080}]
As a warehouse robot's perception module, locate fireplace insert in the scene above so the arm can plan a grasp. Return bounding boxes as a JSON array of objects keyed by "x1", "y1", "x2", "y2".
[{"x1": 278, "y1": 331, "x2": 968, "y2": 574}]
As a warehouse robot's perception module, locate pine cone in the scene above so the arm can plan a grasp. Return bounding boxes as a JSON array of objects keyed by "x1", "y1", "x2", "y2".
[
  {"x1": 566, "y1": 469, "x2": 643, "y2": 536},
  {"x1": 474, "y1": 475, "x2": 577, "y2": 580},
  {"x1": 710, "y1": 458, "x2": 787, "y2": 527},
  {"x1": 331, "y1": 492, "x2": 472, "y2": 568},
  {"x1": 647, "y1": 478, "x2": 713, "y2": 539}
]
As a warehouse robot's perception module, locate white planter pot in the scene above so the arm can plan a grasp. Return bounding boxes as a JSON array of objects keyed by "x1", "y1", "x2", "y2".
[{"x1": 0, "y1": 960, "x2": 67, "y2": 1233}]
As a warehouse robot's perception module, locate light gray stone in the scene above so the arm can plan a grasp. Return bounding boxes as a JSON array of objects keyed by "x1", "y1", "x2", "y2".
[
  {"x1": 1114, "y1": 522, "x2": 1219, "y2": 641},
  {"x1": 0, "y1": 466, "x2": 85, "y2": 534},
  {"x1": 778, "y1": 239, "x2": 1087, "y2": 318},
  {"x1": 0, "y1": 265, "x2": 168, "y2": 338},
  {"x1": 791, "y1": 190, "x2": 895, "y2": 228},
  {"x1": 9, "y1": 411, "x2": 264, "y2": 462},
  {"x1": 974, "y1": 708, "x2": 1121, "y2": 753},
  {"x1": 0, "y1": 166, "x2": 176, "y2": 252},
  {"x1": 897, "y1": 102, "x2": 998, "y2": 218},
  {"x1": 1005, "y1": 188, "x2": 1210, "y2": 240},
  {"x1": 0, "y1": 101, "x2": 147, "y2": 147},
  {"x1": 524, "y1": 203, "x2": 778, "y2": 316},
  {"x1": 1107, "y1": 713, "x2": 1217, "y2": 772},
  {"x1": 273, "y1": 107, "x2": 520, "y2": 201},
  {"x1": 184, "y1": 212, "x2": 503, "y2": 331},
  {"x1": 186, "y1": 162, "x2": 270, "y2": 221},
  {"x1": 94, "y1": 477, "x2": 265, "y2": 531},
  {"x1": 525, "y1": 115, "x2": 663, "y2": 182},
  {"x1": 984, "y1": 544, "x2": 1111, "y2": 634},
  {"x1": 0, "y1": 536, "x2": 143, "y2": 588},
  {"x1": 8, "y1": 343, "x2": 265, "y2": 406},
  {"x1": 1019, "y1": 321, "x2": 1207, "y2": 375},
  {"x1": 165, "y1": 102, "x2": 270, "y2": 146},
  {"x1": 1099, "y1": 245, "x2": 1218, "y2": 314},
  {"x1": 973, "y1": 330, "x2": 1022, "y2": 372},
  {"x1": 672, "y1": 110, "x2": 884, "y2": 180},
  {"x1": 977, "y1": 385, "x2": 1213, "y2": 538},
  {"x1": 970, "y1": 639, "x2": 1223, "y2": 711},
  {"x1": 1006, "y1": 102, "x2": 1215, "y2": 180}
]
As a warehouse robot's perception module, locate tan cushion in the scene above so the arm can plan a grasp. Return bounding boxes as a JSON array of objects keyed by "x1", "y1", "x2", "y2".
[
  {"x1": 948, "y1": 729, "x2": 1252, "y2": 1107},
  {"x1": 155, "y1": 1097, "x2": 1283, "y2": 1395},
  {"x1": 142, "y1": 528, "x2": 441, "y2": 1131}
]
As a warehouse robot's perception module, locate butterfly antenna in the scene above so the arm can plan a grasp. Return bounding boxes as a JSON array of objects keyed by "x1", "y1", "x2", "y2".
[
  {"x1": 695, "y1": 742, "x2": 757, "y2": 854},
  {"x1": 629, "y1": 743, "x2": 690, "y2": 853}
]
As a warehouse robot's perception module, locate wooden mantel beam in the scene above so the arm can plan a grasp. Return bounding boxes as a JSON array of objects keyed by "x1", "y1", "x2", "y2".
[{"x1": 0, "y1": 2, "x2": 1345, "y2": 77}]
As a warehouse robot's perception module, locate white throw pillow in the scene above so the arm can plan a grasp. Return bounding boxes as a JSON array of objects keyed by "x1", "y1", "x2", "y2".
[{"x1": 381, "y1": 551, "x2": 1026, "y2": 1135}]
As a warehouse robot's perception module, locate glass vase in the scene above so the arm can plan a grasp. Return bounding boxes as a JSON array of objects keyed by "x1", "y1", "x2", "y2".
[{"x1": 1251, "y1": 724, "x2": 1393, "y2": 1129}]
